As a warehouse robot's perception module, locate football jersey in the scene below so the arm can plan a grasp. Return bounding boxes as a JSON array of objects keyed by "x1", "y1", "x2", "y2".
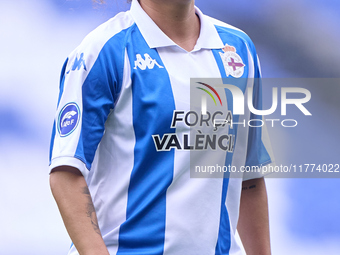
[{"x1": 49, "y1": 0, "x2": 272, "y2": 254}]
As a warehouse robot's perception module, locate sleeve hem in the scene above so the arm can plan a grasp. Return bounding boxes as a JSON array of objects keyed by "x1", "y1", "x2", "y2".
[
  {"x1": 49, "y1": 157, "x2": 90, "y2": 179},
  {"x1": 242, "y1": 159, "x2": 275, "y2": 181}
]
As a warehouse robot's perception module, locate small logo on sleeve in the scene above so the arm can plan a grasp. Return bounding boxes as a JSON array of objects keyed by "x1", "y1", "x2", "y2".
[
  {"x1": 58, "y1": 103, "x2": 80, "y2": 137},
  {"x1": 219, "y1": 44, "x2": 245, "y2": 78},
  {"x1": 66, "y1": 53, "x2": 87, "y2": 74}
]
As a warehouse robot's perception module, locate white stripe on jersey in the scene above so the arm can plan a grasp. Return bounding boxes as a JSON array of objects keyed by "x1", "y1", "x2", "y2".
[{"x1": 158, "y1": 47, "x2": 226, "y2": 255}]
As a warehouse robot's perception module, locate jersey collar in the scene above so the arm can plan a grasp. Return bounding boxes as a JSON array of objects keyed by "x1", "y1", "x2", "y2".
[{"x1": 130, "y1": 0, "x2": 224, "y2": 51}]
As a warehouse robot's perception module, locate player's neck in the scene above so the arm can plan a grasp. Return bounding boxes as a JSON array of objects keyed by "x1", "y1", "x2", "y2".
[{"x1": 139, "y1": 0, "x2": 200, "y2": 52}]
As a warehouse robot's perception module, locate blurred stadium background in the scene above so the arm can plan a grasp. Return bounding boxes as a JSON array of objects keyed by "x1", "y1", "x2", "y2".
[{"x1": 0, "y1": 0, "x2": 339, "y2": 254}]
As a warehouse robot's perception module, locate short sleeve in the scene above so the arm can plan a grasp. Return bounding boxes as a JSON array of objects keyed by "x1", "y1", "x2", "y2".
[
  {"x1": 243, "y1": 55, "x2": 274, "y2": 181},
  {"x1": 49, "y1": 40, "x2": 122, "y2": 178}
]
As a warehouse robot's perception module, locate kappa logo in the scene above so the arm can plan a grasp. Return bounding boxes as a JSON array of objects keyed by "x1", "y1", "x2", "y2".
[
  {"x1": 66, "y1": 53, "x2": 87, "y2": 74},
  {"x1": 133, "y1": 53, "x2": 164, "y2": 70},
  {"x1": 219, "y1": 44, "x2": 245, "y2": 78}
]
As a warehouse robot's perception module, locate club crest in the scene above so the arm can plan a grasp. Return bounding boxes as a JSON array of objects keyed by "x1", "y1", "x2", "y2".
[{"x1": 219, "y1": 44, "x2": 245, "y2": 78}]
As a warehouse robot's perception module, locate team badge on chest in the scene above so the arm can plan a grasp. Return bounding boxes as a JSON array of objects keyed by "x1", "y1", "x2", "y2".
[{"x1": 219, "y1": 44, "x2": 245, "y2": 78}]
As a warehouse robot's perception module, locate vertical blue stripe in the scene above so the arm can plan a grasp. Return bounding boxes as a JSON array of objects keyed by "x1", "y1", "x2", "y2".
[
  {"x1": 117, "y1": 25, "x2": 176, "y2": 255},
  {"x1": 212, "y1": 41, "x2": 248, "y2": 253},
  {"x1": 49, "y1": 58, "x2": 68, "y2": 164},
  {"x1": 49, "y1": 121, "x2": 56, "y2": 165},
  {"x1": 74, "y1": 30, "x2": 127, "y2": 170},
  {"x1": 212, "y1": 48, "x2": 232, "y2": 255},
  {"x1": 57, "y1": 58, "x2": 68, "y2": 106}
]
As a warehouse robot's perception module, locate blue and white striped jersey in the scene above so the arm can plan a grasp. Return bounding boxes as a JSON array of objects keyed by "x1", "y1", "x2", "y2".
[{"x1": 49, "y1": 0, "x2": 272, "y2": 254}]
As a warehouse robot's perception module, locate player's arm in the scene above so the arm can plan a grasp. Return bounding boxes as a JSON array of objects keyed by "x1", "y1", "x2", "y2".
[
  {"x1": 50, "y1": 166, "x2": 110, "y2": 255},
  {"x1": 237, "y1": 177, "x2": 271, "y2": 255}
]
